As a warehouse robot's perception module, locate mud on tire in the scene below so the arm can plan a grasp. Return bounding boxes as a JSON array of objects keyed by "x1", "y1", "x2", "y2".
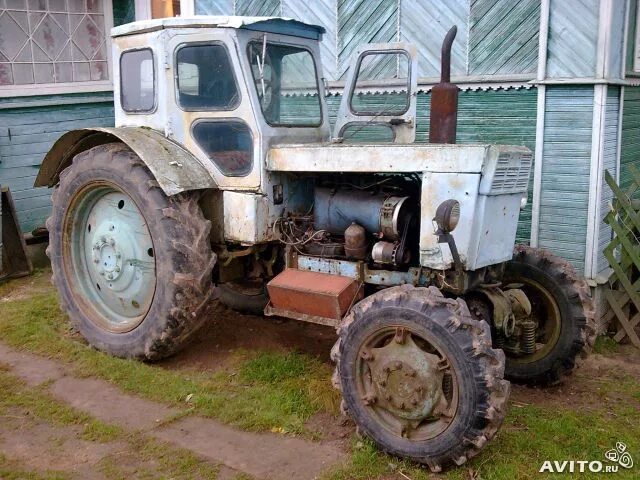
[
  {"x1": 503, "y1": 245, "x2": 596, "y2": 384},
  {"x1": 47, "y1": 143, "x2": 216, "y2": 360},
  {"x1": 331, "y1": 285, "x2": 509, "y2": 472}
]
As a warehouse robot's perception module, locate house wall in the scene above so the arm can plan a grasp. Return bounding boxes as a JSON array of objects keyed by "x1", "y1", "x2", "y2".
[
  {"x1": 620, "y1": 86, "x2": 640, "y2": 193},
  {"x1": 0, "y1": 93, "x2": 115, "y2": 233}
]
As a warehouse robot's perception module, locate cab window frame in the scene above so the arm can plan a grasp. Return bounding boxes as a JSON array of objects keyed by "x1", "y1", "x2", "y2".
[
  {"x1": 347, "y1": 48, "x2": 412, "y2": 117},
  {"x1": 174, "y1": 41, "x2": 241, "y2": 112},
  {"x1": 120, "y1": 47, "x2": 157, "y2": 114},
  {"x1": 246, "y1": 40, "x2": 323, "y2": 128}
]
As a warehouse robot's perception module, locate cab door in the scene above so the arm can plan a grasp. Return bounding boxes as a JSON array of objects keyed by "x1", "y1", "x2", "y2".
[{"x1": 165, "y1": 32, "x2": 261, "y2": 190}]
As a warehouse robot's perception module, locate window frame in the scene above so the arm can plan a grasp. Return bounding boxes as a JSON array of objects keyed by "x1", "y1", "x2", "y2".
[
  {"x1": 174, "y1": 41, "x2": 241, "y2": 112},
  {"x1": 119, "y1": 47, "x2": 157, "y2": 114},
  {"x1": 190, "y1": 118, "x2": 254, "y2": 177},
  {"x1": 347, "y1": 49, "x2": 412, "y2": 117},
  {"x1": 246, "y1": 40, "x2": 323, "y2": 128},
  {"x1": 0, "y1": 0, "x2": 114, "y2": 98}
]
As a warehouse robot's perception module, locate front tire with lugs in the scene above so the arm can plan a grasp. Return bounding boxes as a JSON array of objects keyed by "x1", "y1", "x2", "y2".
[
  {"x1": 47, "y1": 143, "x2": 216, "y2": 360},
  {"x1": 331, "y1": 285, "x2": 509, "y2": 472}
]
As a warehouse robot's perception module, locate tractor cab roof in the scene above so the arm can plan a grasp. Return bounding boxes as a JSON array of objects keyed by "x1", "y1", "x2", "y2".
[{"x1": 110, "y1": 15, "x2": 326, "y2": 40}]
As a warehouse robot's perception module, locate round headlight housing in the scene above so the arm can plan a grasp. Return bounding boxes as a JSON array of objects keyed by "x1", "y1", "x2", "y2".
[{"x1": 434, "y1": 199, "x2": 460, "y2": 233}]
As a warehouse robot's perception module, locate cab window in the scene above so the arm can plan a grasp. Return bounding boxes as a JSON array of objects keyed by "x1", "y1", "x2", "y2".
[
  {"x1": 247, "y1": 41, "x2": 322, "y2": 127},
  {"x1": 120, "y1": 49, "x2": 155, "y2": 113},
  {"x1": 192, "y1": 121, "x2": 253, "y2": 177},
  {"x1": 176, "y1": 43, "x2": 239, "y2": 110}
]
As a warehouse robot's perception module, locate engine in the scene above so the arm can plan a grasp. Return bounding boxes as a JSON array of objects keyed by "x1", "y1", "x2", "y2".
[{"x1": 274, "y1": 177, "x2": 419, "y2": 267}]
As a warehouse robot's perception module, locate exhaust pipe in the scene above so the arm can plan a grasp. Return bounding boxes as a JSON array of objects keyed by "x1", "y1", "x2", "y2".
[{"x1": 429, "y1": 26, "x2": 458, "y2": 144}]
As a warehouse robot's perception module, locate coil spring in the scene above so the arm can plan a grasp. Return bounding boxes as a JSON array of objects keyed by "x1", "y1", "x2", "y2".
[
  {"x1": 493, "y1": 330, "x2": 505, "y2": 349},
  {"x1": 442, "y1": 373, "x2": 453, "y2": 400},
  {"x1": 521, "y1": 320, "x2": 537, "y2": 354}
]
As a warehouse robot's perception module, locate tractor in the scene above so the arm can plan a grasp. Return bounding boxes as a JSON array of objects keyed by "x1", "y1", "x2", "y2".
[{"x1": 35, "y1": 16, "x2": 595, "y2": 471}]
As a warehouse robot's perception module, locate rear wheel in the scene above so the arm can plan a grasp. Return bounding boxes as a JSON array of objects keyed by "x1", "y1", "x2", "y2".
[
  {"x1": 332, "y1": 286, "x2": 509, "y2": 472},
  {"x1": 47, "y1": 143, "x2": 216, "y2": 360},
  {"x1": 501, "y1": 245, "x2": 596, "y2": 384}
]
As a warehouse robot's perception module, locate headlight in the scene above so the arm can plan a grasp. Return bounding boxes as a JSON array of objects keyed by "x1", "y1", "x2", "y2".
[{"x1": 434, "y1": 199, "x2": 460, "y2": 233}]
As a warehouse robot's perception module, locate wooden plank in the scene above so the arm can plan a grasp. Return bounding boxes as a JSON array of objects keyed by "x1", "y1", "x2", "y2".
[
  {"x1": 0, "y1": 187, "x2": 32, "y2": 281},
  {"x1": 605, "y1": 289, "x2": 640, "y2": 348}
]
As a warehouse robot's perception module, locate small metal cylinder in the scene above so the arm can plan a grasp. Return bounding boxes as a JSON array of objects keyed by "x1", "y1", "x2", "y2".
[
  {"x1": 344, "y1": 222, "x2": 368, "y2": 259},
  {"x1": 371, "y1": 241, "x2": 398, "y2": 264},
  {"x1": 429, "y1": 26, "x2": 458, "y2": 144}
]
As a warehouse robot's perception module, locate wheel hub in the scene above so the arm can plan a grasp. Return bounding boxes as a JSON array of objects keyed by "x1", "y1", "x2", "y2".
[
  {"x1": 92, "y1": 236, "x2": 124, "y2": 281},
  {"x1": 364, "y1": 330, "x2": 447, "y2": 422},
  {"x1": 67, "y1": 187, "x2": 156, "y2": 332}
]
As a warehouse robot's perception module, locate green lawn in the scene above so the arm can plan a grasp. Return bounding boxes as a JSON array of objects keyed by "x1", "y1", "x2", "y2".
[{"x1": 0, "y1": 271, "x2": 638, "y2": 479}]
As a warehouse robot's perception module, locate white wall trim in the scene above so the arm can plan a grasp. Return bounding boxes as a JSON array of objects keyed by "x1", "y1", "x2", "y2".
[
  {"x1": 537, "y1": 0, "x2": 550, "y2": 81},
  {"x1": 135, "y1": 0, "x2": 152, "y2": 21},
  {"x1": 530, "y1": 0, "x2": 550, "y2": 246},
  {"x1": 617, "y1": 86, "x2": 624, "y2": 184},
  {"x1": 622, "y1": 0, "x2": 632, "y2": 78},
  {"x1": 180, "y1": 0, "x2": 195, "y2": 17},
  {"x1": 585, "y1": 84, "x2": 607, "y2": 279},
  {"x1": 597, "y1": 0, "x2": 612, "y2": 79},
  {"x1": 530, "y1": 84, "x2": 546, "y2": 247}
]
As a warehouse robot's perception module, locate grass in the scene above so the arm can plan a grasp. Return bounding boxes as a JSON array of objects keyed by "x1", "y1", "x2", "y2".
[
  {"x1": 0, "y1": 290, "x2": 339, "y2": 434},
  {"x1": 1, "y1": 273, "x2": 639, "y2": 479},
  {"x1": 594, "y1": 335, "x2": 620, "y2": 354}
]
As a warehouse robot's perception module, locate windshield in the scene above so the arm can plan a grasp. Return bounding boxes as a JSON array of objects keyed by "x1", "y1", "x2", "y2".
[{"x1": 247, "y1": 41, "x2": 322, "y2": 127}]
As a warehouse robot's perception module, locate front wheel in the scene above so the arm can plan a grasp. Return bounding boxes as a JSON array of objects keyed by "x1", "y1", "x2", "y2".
[
  {"x1": 47, "y1": 143, "x2": 216, "y2": 360},
  {"x1": 331, "y1": 286, "x2": 509, "y2": 472}
]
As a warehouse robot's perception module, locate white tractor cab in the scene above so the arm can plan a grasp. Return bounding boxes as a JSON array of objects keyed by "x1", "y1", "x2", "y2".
[{"x1": 36, "y1": 17, "x2": 594, "y2": 471}]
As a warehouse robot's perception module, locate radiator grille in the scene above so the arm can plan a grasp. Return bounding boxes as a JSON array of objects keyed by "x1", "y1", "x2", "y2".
[{"x1": 490, "y1": 151, "x2": 533, "y2": 194}]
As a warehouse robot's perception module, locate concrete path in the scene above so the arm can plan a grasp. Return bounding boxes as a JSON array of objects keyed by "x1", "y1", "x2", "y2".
[{"x1": 0, "y1": 343, "x2": 346, "y2": 480}]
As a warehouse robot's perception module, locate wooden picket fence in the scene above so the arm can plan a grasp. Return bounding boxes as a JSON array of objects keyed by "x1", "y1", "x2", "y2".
[{"x1": 602, "y1": 167, "x2": 640, "y2": 348}]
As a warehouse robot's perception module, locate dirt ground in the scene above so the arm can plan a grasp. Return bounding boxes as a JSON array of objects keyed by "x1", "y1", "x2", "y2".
[{"x1": 1, "y1": 269, "x2": 639, "y2": 479}]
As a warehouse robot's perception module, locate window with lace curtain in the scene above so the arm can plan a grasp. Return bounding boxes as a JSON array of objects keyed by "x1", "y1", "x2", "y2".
[{"x1": 0, "y1": 0, "x2": 112, "y2": 94}]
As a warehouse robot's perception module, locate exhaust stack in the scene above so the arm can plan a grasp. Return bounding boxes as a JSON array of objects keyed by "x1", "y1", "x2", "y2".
[{"x1": 429, "y1": 26, "x2": 458, "y2": 144}]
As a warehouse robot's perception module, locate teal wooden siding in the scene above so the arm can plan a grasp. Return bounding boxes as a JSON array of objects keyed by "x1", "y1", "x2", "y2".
[
  {"x1": 468, "y1": 0, "x2": 540, "y2": 75},
  {"x1": 399, "y1": 0, "x2": 468, "y2": 78},
  {"x1": 337, "y1": 0, "x2": 398, "y2": 79},
  {"x1": 195, "y1": 0, "x2": 234, "y2": 15},
  {"x1": 0, "y1": 93, "x2": 114, "y2": 233},
  {"x1": 538, "y1": 86, "x2": 594, "y2": 271},
  {"x1": 325, "y1": 88, "x2": 537, "y2": 243},
  {"x1": 236, "y1": 0, "x2": 281, "y2": 16},
  {"x1": 620, "y1": 86, "x2": 640, "y2": 193},
  {"x1": 597, "y1": 86, "x2": 620, "y2": 274},
  {"x1": 546, "y1": 0, "x2": 598, "y2": 78}
]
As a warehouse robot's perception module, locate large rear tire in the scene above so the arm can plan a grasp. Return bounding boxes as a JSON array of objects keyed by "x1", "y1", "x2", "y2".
[
  {"x1": 47, "y1": 143, "x2": 216, "y2": 360},
  {"x1": 331, "y1": 286, "x2": 509, "y2": 472},
  {"x1": 501, "y1": 245, "x2": 596, "y2": 384}
]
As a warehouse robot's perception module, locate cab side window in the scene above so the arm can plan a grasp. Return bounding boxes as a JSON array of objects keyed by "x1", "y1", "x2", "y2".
[
  {"x1": 176, "y1": 43, "x2": 239, "y2": 110},
  {"x1": 120, "y1": 49, "x2": 155, "y2": 112}
]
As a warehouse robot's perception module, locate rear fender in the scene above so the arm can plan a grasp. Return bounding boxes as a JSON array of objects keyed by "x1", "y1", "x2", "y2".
[{"x1": 34, "y1": 127, "x2": 217, "y2": 195}]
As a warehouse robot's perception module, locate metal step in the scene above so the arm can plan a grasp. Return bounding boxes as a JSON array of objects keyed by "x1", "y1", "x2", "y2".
[{"x1": 265, "y1": 269, "x2": 363, "y2": 327}]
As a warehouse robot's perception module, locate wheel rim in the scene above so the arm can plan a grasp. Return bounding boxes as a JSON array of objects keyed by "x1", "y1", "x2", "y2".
[
  {"x1": 355, "y1": 326, "x2": 459, "y2": 441},
  {"x1": 509, "y1": 277, "x2": 562, "y2": 364},
  {"x1": 63, "y1": 182, "x2": 156, "y2": 333}
]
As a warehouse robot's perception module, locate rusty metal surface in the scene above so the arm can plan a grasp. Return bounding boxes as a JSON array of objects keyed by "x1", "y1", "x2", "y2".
[
  {"x1": 429, "y1": 26, "x2": 458, "y2": 144},
  {"x1": 263, "y1": 304, "x2": 340, "y2": 328},
  {"x1": 34, "y1": 127, "x2": 217, "y2": 196},
  {"x1": 267, "y1": 268, "x2": 362, "y2": 320}
]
